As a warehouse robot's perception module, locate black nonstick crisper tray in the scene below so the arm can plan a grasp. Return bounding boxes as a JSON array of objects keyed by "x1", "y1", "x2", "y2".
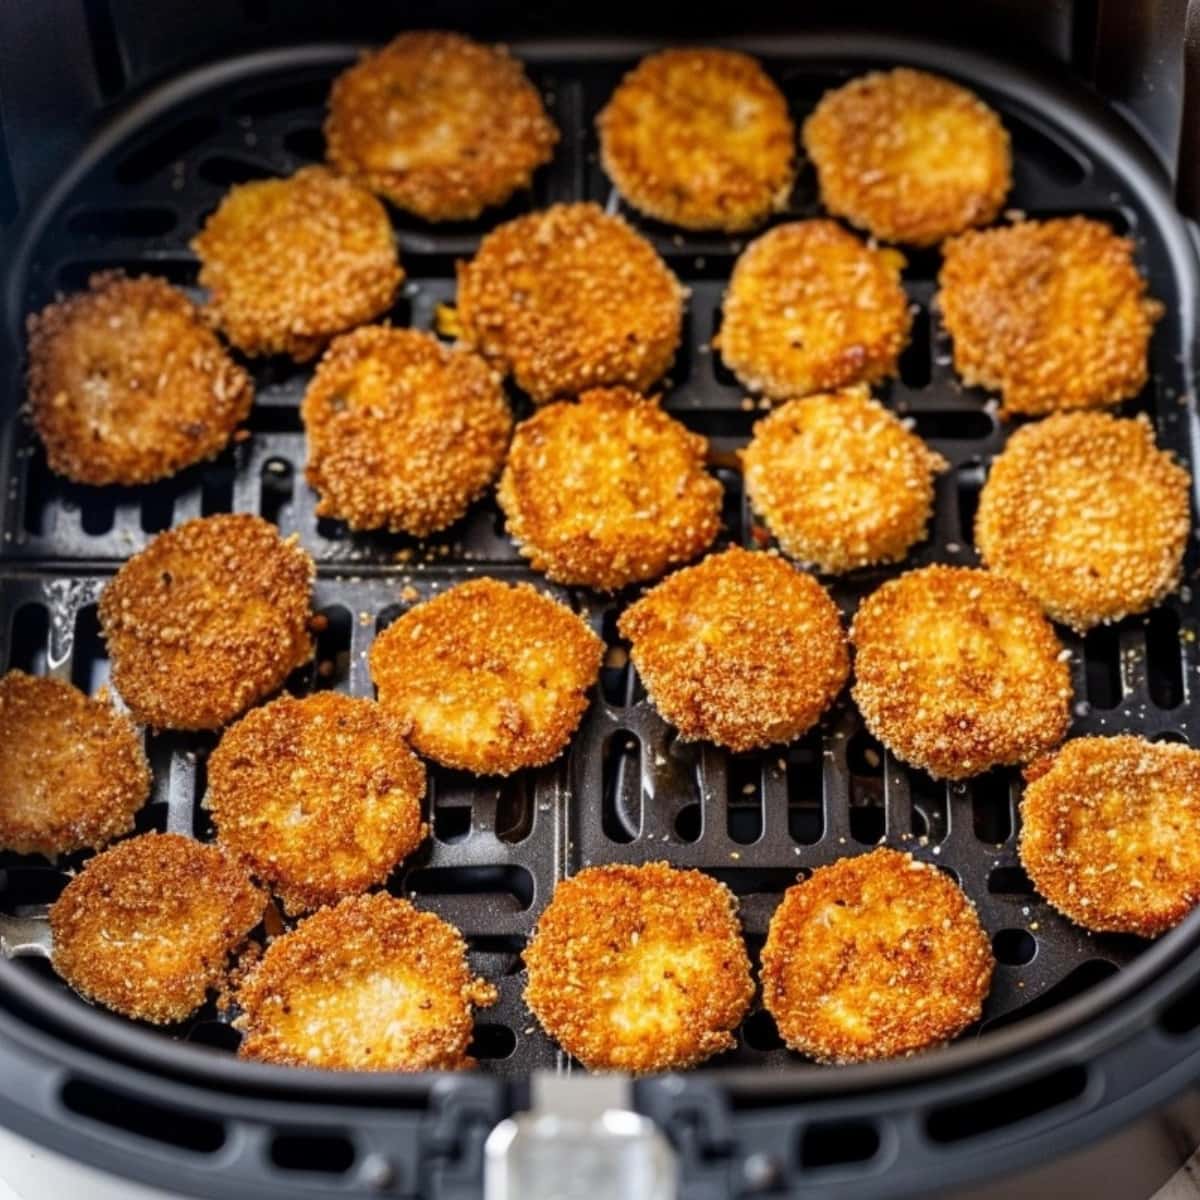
[{"x1": 1, "y1": 39, "x2": 1198, "y2": 1083}]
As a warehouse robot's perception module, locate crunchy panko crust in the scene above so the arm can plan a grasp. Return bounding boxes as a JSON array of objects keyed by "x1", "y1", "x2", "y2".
[
  {"x1": 1020, "y1": 737, "x2": 1200, "y2": 937},
  {"x1": 803, "y1": 67, "x2": 1011, "y2": 247},
  {"x1": 497, "y1": 386, "x2": 722, "y2": 589},
  {"x1": 302, "y1": 326, "x2": 512, "y2": 535},
  {"x1": 206, "y1": 692, "x2": 427, "y2": 915},
  {"x1": 454, "y1": 202, "x2": 684, "y2": 404},
  {"x1": 976, "y1": 412, "x2": 1190, "y2": 632},
  {"x1": 597, "y1": 47, "x2": 795, "y2": 232},
  {"x1": 523, "y1": 862, "x2": 753, "y2": 1071},
  {"x1": 715, "y1": 220, "x2": 911, "y2": 401},
  {"x1": 236, "y1": 892, "x2": 497, "y2": 1070},
  {"x1": 938, "y1": 217, "x2": 1163, "y2": 417},
  {"x1": 25, "y1": 272, "x2": 252, "y2": 486},
  {"x1": 192, "y1": 166, "x2": 402, "y2": 360},
  {"x1": 50, "y1": 832, "x2": 264, "y2": 1024},
  {"x1": 325, "y1": 31, "x2": 557, "y2": 222},
  {"x1": 369, "y1": 577, "x2": 603, "y2": 775},
  {"x1": 851, "y1": 566, "x2": 1071, "y2": 780},
  {"x1": 761, "y1": 849, "x2": 994, "y2": 1063},
  {"x1": 98, "y1": 514, "x2": 315, "y2": 731},
  {"x1": 742, "y1": 387, "x2": 947, "y2": 573},
  {"x1": 0, "y1": 671, "x2": 150, "y2": 858},
  {"x1": 618, "y1": 547, "x2": 848, "y2": 752}
]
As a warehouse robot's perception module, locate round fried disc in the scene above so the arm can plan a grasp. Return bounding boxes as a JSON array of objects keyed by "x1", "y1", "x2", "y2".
[
  {"x1": 618, "y1": 546, "x2": 849, "y2": 752},
  {"x1": 49, "y1": 832, "x2": 264, "y2": 1024},
  {"x1": 761, "y1": 848, "x2": 994, "y2": 1063},
  {"x1": 598, "y1": 47, "x2": 794, "y2": 232},
  {"x1": 98, "y1": 514, "x2": 315, "y2": 731},
  {"x1": 236, "y1": 892, "x2": 498, "y2": 1070},
  {"x1": 497, "y1": 386, "x2": 722, "y2": 589},
  {"x1": 523, "y1": 862, "x2": 753, "y2": 1071}
]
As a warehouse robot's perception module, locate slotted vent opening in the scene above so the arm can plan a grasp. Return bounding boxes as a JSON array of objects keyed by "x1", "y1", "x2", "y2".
[
  {"x1": 270, "y1": 1132, "x2": 356, "y2": 1174},
  {"x1": 61, "y1": 1079, "x2": 226, "y2": 1153},
  {"x1": 925, "y1": 1064, "x2": 1089, "y2": 1143}
]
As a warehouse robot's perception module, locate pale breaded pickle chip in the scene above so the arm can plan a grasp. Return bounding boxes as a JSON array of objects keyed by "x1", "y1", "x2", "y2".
[
  {"x1": 742, "y1": 386, "x2": 947, "y2": 573},
  {"x1": 803, "y1": 67, "x2": 1011, "y2": 247},
  {"x1": 236, "y1": 892, "x2": 497, "y2": 1070},
  {"x1": 524, "y1": 862, "x2": 753, "y2": 1071},
  {"x1": 938, "y1": 217, "x2": 1163, "y2": 416},
  {"x1": 598, "y1": 47, "x2": 794, "y2": 232},
  {"x1": 976, "y1": 412, "x2": 1190, "y2": 631},
  {"x1": 716, "y1": 220, "x2": 911, "y2": 401},
  {"x1": 619, "y1": 546, "x2": 849, "y2": 752},
  {"x1": 454, "y1": 202, "x2": 684, "y2": 404},
  {"x1": 0, "y1": 670, "x2": 150, "y2": 858},
  {"x1": 50, "y1": 832, "x2": 264, "y2": 1024},
  {"x1": 206, "y1": 692, "x2": 427, "y2": 915},
  {"x1": 761, "y1": 848, "x2": 994, "y2": 1063},
  {"x1": 98, "y1": 514, "x2": 315, "y2": 731},
  {"x1": 497, "y1": 386, "x2": 722, "y2": 589},
  {"x1": 850, "y1": 565, "x2": 1072, "y2": 780},
  {"x1": 26, "y1": 272, "x2": 252, "y2": 485},
  {"x1": 302, "y1": 326, "x2": 512, "y2": 535},
  {"x1": 192, "y1": 165, "x2": 402, "y2": 360},
  {"x1": 369, "y1": 577, "x2": 603, "y2": 775}
]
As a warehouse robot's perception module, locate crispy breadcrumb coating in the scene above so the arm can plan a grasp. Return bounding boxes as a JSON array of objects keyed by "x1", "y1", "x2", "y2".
[
  {"x1": 236, "y1": 892, "x2": 497, "y2": 1070},
  {"x1": 0, "y1": 671, "x2": 150, "y2": 858},
  {"x1": 742, "y1": 387, "x2": 947, "y2": 573},
  {"x1": 302, "y1": 326, "x2": 512, "y2": 535},
  {"x1": 206, "y1": 692, "x2": 427, "y2": 914},
  {"x1": 938, "y1": 217, "x2": 1163, "y2": 416},
  {"x1": 50, "y1": 832, "x2": 264, "y2": 1024},
  {"x1": 715, "y1": 220, "x2": 911, "y2": 401},
  {"x1": 803, "y1": 68, "x2": 1011, "y2": 247},
  {"x1": 976, "y1": 412, "x2": 1190, "y2": 631},
  {"x1": 454, "y1": 203, "x2": 684, "y2": 403},
  {"x1": 523, "y1": 862, "x2": 753, "y2": 1071},
  {"x1": 1020, "y1": 736, "x2": 1200, "y2": 937},
  {"x1": 25, "y1": 272, "x2": 252, "y2": 485},
  {"x1": 192, "y1": 166, "x2": 402, "y2": 360},
  {"x1": 598, "y1": 47, "x2": 794, "y2": 232},
  {"x1": 619, "y1": 547, "x2": 848, "y2": 752},
  {"x1": 851, "y1": 566, "x2": 1071, "y2": 780},
  {"x1": 369, "y1": 577, "x2": 603, "y2": 775},
  {"x1": 497, "y1": 386, "x2": 722, "y2": 589},
  {"x1": 98, "y1": 514, "x2": 315, "y2": 731},
  {"x1": 325, "y1": 31, "x2": 557, "y2": 222},
  {"x1": 761, "y1": 849, "x2": 994, "y2": 1063}
]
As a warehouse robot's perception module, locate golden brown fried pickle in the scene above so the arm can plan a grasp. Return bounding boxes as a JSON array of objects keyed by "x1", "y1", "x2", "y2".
[
  {"x1": 716, "y1": 220, "x2": 911, "y2": 401},
  {"x1": 206, "y1": 692, "x2": 427, "y2": 915},
  {"x1": 761, "y1": 849, "x2": 993, "y2": 1063},
  {"x1": 192, "y1": 166, "x2": 402, "y2": 360},
  {"x1": 370, "y1": 577, "x2": 602, "y2": 775},
  {"x1": 851, "y1": 566, "x2": 1071, "y2": 780},
  {"x1": 0, "y1": 671, "x2": 150, "y2": 858},
  {"x1": 619, "y1": 547, "x2": 848, "y2": 752},
  {"x1": 524, "y1": 862, "x2": 753, "y2": 1072},
  {"x1": 598, "y1": 48, "x2": 794, "y2": 232},
  {"x1": 236, "y1": 892, "x2": 497, "y2": 1070},
  {"x1": 803, "y1": 68, "x2": 1011, "y2": 247},
  {"x1": 325, "y1": 31, "x2": 557, "y2": 222},
  {"x1": 453, "y1": 203, "x2": 684, "y2": 404},
  {"x1": 1020, "y1": 737, "x2": 1200, "y2": 937},
  {"x1": 938, "y1": 217, "x2": 1163, "y2": 417},
  {"x1": 302, "y1": 326, "x2": 511, "y2": 535},
  {"x1": 976, "y1": 413, "x2": 1190, "y2": 631},
  {"x1": 497, "y1": 386, "x2": 722, "y2": 589},
  {"x1": 25, "y1": 272, "x2": 252, "y2": 486},
  {"x1": 50, "y1": 832, "x2": 264, "y2": 1024},
  {"x1": 742, "y1": 387, "x2": 947, "y2": 573},
  {"x1": 98, "y1": 514, "x2": 315, "y2": 731}
]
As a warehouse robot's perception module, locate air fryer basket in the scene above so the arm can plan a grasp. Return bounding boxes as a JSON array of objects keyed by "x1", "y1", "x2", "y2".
[{"x1": 3, "y1": 22, "x2": 1200, "y2": 1200}]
